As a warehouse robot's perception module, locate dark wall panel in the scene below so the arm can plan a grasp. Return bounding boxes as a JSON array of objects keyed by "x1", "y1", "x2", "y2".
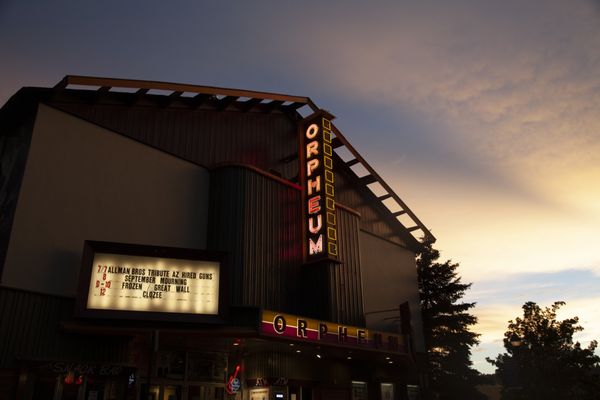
[
  {"x1": 209, "y1": 167, "x2": 366, "y2": 326},
  {"x1": 51, "y1": 103, "x2": 299, "y2": 180},
  {"x1": 245, "y1": 351, "x2": 313, "y2": 381},
  {"x1": 0, "y1": 100, "x2": 37, "y2": 282},
  {"x1": 208, "y1": 167, "x2": 303, "y2": 312},
  {"x1": 360, "y1": 231, "x2": 425, "y2": 352},
  {"x1": 3, "y1": 105, "x2": 210, "y2": 296},
  {"x1": 0, "y1": 287, "x2": 129, "y2": 368},
  {"x1": 328, "y1": 209, "x2": 364, "y2": 326}
]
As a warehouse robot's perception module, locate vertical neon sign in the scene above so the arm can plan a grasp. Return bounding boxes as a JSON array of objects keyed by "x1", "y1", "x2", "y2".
[{"x1": 299, "y1": 111, "x2": 338, "y2": 263}]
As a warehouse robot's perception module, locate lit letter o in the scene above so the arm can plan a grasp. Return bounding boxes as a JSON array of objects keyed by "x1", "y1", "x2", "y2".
[
  {"x1": 306, "y1": 124, "x2": 319, "y2": 139},
  {"x1": 273, "y1": 315, "x2": 286, "y2": 334}
]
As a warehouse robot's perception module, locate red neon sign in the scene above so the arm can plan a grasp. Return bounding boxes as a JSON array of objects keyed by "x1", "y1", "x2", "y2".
[{"x1": 226, "y1": 364, "x2": 241, "y2": 394}]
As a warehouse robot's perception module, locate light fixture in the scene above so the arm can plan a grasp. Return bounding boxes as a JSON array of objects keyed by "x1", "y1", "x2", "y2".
[
  {"x1": 347, "y1": 356, "x2": 352, "y2": 360},
  {"x1": 385, "y1": 356, "x2": 390, "y2": 360},
  {"x1": 296, "y1": 349, "x2": 301, "y2": 353},
  {"x1": 289, "y1": 343, "x2": 294, "y2": 347},
  {"x1": 316, "y1": 354, "x2": 322, "y2": 359},
  {"x1": 388, "y1": 361, "x2": 393, "y2": 364}
]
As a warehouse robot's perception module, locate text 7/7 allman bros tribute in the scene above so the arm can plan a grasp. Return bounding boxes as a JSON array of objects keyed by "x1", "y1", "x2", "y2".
[{"x1": 86, "y1": 252, "x2": 220, "y2": 315}]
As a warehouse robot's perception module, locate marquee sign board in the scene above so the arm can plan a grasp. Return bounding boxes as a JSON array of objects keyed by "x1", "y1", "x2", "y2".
[
  {"x1": 260, "y1": 310, "x2": 407, "y2": 354},
  {"x1": 299, "y1": 111, "x2": 338, "y2": 263},
  {"x1": 76, "y1": 241, "x2": 227, "y2": 323}
]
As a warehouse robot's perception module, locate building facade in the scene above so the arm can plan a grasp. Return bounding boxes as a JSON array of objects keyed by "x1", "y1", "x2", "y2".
[{"x1": 0, "y1": 76, "x2": 435, "y2": 400}]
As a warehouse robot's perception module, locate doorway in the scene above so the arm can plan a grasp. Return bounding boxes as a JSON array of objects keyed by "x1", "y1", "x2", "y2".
[{"x1": 140, "y1": 383, "x2": 224, "y2": 400}]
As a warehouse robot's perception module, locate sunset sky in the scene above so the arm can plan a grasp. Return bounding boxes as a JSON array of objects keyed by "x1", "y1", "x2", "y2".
[{"x1": 2, "y1": 0, "x2": 599, "y2": 373}]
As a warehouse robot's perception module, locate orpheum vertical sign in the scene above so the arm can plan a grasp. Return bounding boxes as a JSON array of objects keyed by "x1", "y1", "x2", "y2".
[{"x1": 299, "y1": 111, "x2": 338, "y2": 263}]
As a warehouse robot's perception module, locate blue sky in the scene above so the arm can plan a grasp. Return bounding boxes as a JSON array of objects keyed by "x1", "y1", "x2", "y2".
[{"x1": 2, "y1": 0, "x2": 600, "y2": 374}]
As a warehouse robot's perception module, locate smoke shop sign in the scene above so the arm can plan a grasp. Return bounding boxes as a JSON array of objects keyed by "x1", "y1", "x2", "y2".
[
  {"x1": 300, "y1": 111, "x2": 338, "y2": 263},
  {"x1": 86, "y1": 252, "x2": 220, "y2": 315},
  {"x1": 261, "y1": 310, "x2": 407, "y2": 354}
]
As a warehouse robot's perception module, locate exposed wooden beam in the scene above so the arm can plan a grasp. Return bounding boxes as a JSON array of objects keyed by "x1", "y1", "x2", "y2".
[
  {"x1": 53, "y1": 77, "x2": 68, "y2": 90},
  {"x1": 217, "y1": 96, "x2": 239, "y2": 111},
  {"x1": 240, "y1": 98, "x2": 262, "y2": 112},
  {"x1": 60, "y1": 75, "x2": 311, "y2": 104},
  {"x1": 306, "y1": 98, "x2": 320, "y2": 112},
  {"x1": 378, "y1": 193, "x2": 393, "y2": 201},
  {"x1": 123, "y1": 88, "x2": 149, "y2": 106},
  {"x1": 287, "y1": 102, "x2": 305, "y2": 110},
  {"x1": 358, "y1": 175, "x2": 377, "y2": 185},
  {"x1": 188, "y1": 93, "x2": 213, "y2": 109},
  {"x1": 331, "y1": 137, "x2": 343, "y2": 148},
  {"x1": 345, "y1": 159, "x2": 360, "y2": 167},
  {"x1": 264, "y1": 100, "x2": 284, "y2": 112},
  {"x1": 193, "y1": 93, "x2": 210, "y2": 100},
  {"x1": 392, "y1": 210, "x2": 407, "y2": 217}
]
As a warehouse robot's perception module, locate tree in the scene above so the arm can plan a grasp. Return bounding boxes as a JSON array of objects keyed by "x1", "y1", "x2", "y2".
[
  {"x1": 417, "y1": 241, "x2": 483, "y2": 400},
  {"x1": 487, "y1": 301, "x2": 600, "y2": 400}
]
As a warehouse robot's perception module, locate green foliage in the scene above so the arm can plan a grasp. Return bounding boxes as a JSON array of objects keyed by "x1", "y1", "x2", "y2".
[
  {"x1": 417, "y1": 241, "x2": 484, "y2": 400},
  {"x1": 487, "y1": 301, "x2": 600, "y2": 400}
]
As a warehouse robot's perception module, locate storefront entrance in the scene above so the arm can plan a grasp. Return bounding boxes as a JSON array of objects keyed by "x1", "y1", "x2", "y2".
[
  {"x1": 141, "y1": 382, "x2": 225, "y2": 400},
  {"x1": 138, "y1": 343, "x2": 229, "y2": 400},
  {"x1": 18, "y1": 361, "x2": 134, "y2": 400}
]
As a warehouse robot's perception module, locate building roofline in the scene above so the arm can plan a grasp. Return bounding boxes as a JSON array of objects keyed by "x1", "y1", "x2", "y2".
[
  {"x1": 2, "y1": 76, "x2": 436, "y2": 248},
  {"x1": 56, "y1": 75, "x2": 437, "y2": 246},
  {"x1": 54, "y1": 75, "x2": 319, "y2": 111}
]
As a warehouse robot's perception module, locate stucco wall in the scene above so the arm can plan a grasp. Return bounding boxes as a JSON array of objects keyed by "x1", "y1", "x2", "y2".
[
  {"x1": 360, "y1": 230, "x2": 425, "y2": 352},
  {"x1": 2, "y1": 104, "x2": 209, "y2": 296}
]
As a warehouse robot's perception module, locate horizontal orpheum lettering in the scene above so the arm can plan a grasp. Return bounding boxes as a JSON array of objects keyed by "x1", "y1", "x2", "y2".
[{"x1": 262, "y1": 311, "x2": 405, "y2": 354}]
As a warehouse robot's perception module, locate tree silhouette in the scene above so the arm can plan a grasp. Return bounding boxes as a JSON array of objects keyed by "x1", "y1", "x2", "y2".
[
  {"x1": 487, "y1": 301, "x2": 600, "y2": 400},
  {"x1": 417, "y1": 241, "x2": 483, "y2": 400}
]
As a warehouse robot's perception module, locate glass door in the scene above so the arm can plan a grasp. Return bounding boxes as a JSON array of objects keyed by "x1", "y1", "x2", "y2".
[
  {"x1": 188, "y1": 384, "x2": 224, "y2": 400},
  {"x1": 140, "y1": 384, "x2": 182, "y2": 400},
  {"x1": 162, "y1": 385, "x2": 182, "y2": 400}
]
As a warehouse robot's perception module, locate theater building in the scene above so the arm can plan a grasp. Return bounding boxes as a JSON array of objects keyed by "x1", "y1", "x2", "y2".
[{"x1": 0, "y1": 76, "x2": 435, "y2": 400}]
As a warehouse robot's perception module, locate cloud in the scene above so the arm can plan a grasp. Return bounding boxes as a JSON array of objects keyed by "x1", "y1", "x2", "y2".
[{"x1": 270, "y1": 0, "x2": 600, "y2": 214}]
